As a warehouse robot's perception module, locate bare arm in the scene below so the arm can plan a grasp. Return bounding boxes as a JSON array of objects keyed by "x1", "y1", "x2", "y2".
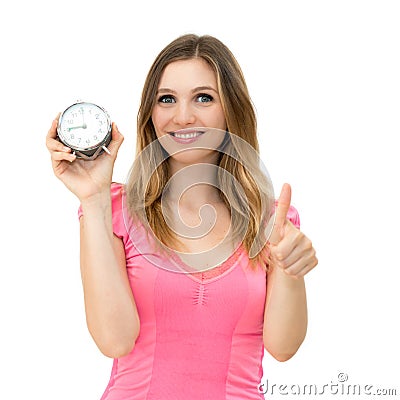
[
  {"x1": 263, "y1": 184, "x2": 317, "y2": 361},
  {"x1": 80, "y1": 193, "x2": 140, "y2": 358},
  {"x1": 263, "y1": 266, "x2": 307, "y2": 361},
  {"x1": 46, "y1": 116, "x2": 139, "y2": 358}
]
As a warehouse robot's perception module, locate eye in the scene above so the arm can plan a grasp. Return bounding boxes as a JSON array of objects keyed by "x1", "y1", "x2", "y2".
[
  {"x1": 158, "y1": 95, "x2": 176, "y2": 104},
  {"x1": 196, "y1": 93, "x2": 213, "y2": 103}
]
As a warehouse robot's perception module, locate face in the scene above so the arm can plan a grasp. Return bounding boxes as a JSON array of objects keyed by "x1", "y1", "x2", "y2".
[{"x1": 151, "y1": 58, "x2": 227, "y2": 171}]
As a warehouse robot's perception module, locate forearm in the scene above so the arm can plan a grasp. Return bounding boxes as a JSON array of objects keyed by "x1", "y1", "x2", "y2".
[
  {"x1": 263, "y1": 266, "x2": 308, "y2": 361},
  {"x1": 80, "y1": 192, "x2": 140, "y2": 358}
]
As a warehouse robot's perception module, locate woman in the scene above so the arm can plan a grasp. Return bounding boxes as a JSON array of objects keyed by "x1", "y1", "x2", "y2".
[{"x1": 46, "y1": 34, "x2": 317, "y2": 400}]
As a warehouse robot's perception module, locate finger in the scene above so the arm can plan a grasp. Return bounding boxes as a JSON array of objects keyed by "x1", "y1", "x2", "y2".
[
  {"x1": 51, "y1": 151, "x2": 76, "y2": 163},
  {"x1": 269, "y1": 183, "x2": 292, "y2": 244},
  {"x1": 46, "y1": 138, "x2": 72, "y2": 153},
  {"x1": 270, "y1": 235, "x2": 305, "y2": 269},
  {"x1": 275, "y1": 183, "x2": 292, "y2": 228},
  {"x1": 270, "y1": 221, "x2": 303, "y2": 260},
  {"x1": 285, "y1": 253, "x2": 318, "y2": 278},
  {"x1": 107, "y1": 122, "x2": 124, "y2": 156},
  {"x1": 46, "y1": 114, "x2": 69, "y2": 153},
  {"x1": 46, "y1": 113, "x2": 61, "y2": 140}
]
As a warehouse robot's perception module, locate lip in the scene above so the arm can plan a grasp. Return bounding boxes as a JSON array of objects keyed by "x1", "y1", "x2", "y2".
[{"x1": 168, "y1": 128, "x2": 205, "y2": 144}]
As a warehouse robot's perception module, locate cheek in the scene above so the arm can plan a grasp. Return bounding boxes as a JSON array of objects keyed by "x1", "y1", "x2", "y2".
[
  {"x1": 219, "y1": 115, "x2": 227, "y2": 130},
  {"x1": 208, "y1": 107, "x2": 226, "y2": 130},
  {"x1": 151, "y1": 109, "x2": 159, "y2": 127},
  {"x1": 151, "y1": 109, "x2": 167, "y2": 135}
]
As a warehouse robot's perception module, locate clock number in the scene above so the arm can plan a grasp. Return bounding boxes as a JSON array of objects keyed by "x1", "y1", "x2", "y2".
[{"x1": 93, "y1": 135, "x2": 98, "y2": 141}]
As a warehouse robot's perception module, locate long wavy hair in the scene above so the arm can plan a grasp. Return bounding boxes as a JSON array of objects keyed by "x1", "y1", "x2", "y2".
[{"x1": 125, "y1": 34, "x2": 274, "y2": 270}]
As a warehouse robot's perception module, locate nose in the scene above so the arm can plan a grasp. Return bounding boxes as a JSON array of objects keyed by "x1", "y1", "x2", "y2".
[{"x1": 173, "y1": 101, "x2": 196, "y2": 126}]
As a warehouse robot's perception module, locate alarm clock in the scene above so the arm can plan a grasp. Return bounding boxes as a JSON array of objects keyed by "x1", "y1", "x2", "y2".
[{"x1": 57, "y1": 101, "x2": 112, "y2": 160}]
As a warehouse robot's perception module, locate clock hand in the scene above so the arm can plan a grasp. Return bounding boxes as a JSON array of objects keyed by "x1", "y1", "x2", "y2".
[
  {"x1": 81, "y1": 107, "x2": 86, "y2": 126},
  {"x1": 67, "y1": 123, "x2": 87, "y2": 131}
]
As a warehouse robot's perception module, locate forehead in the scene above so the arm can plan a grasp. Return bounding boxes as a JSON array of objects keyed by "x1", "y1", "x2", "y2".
[{"x1": 159, "y1": 58, "x2": 217, "y2": 89}]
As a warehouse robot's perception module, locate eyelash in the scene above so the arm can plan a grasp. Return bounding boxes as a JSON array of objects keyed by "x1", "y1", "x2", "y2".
[
  {"x1": 196, "y1": 93, "x2": 213, "y2": 103},
  {"x1": 157, "y1": 93, "x2": 214, "y2": 104},
  {"x1": 158, "y1": 95, "x2": 175, "y2": 104}
]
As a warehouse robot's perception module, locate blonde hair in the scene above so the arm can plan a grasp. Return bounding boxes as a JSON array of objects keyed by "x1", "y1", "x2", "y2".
[{"x1": 125, "y1": 34, "x2": 274, "y2": 270}]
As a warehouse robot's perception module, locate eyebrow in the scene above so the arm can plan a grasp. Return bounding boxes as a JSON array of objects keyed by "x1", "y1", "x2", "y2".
[{"x1": 157, "y1": 86, "x2": 218, "y2": 94}]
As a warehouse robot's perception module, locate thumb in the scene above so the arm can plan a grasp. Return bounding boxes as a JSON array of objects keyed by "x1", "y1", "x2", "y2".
[{"x1": 269, "y1": 183, "x2": 292, "y2": 245}]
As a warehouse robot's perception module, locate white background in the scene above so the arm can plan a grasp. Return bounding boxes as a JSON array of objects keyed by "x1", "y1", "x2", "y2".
[{"x1": 1, "y1": 0, "x2": 399, "y2": 398}]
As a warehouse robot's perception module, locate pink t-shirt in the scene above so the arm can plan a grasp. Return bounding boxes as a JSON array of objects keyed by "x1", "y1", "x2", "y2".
[{"x1": 79, "y1": 183, "x2": 300, "y2": 400}]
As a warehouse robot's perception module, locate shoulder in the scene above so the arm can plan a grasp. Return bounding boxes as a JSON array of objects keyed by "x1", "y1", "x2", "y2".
[
  {"x1": 110, "y1": 182, "x2": 124, "y2": 211},
  {"x1": 273, "y1": 200, "x2": 300, "y2": 229},
  {"x1": 109, "y1": 182, "x2": 130, "y2": 240},
  {"x1": 286, "y1": 205, "x2": 300, "y2": 229},
  {"x1": 110, "y1": 181, "x2": 124, "y2": 198}
]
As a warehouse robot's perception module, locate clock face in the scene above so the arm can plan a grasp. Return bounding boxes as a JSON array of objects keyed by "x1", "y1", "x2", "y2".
[{"x1": 58, "y1": 102, "x2": 111, "y2": 151}]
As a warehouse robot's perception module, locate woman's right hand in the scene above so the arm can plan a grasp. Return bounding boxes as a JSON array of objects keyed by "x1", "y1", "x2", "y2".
[{"x1": 46, "y1": 114, "x2": 124, "y2": 202}]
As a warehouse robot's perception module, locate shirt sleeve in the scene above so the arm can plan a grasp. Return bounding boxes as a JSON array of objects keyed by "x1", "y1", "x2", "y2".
[
  {"x1": 272, "y1": 199, "x2": 301, "y2": 229},
  {"x1": 286, "y1": 205, "x2": 300, "y2": 229}
]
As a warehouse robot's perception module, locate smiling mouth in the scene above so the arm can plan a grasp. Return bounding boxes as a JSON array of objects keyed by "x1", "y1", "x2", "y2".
[{"x1": 169, "y1": 129, "x2": 205, "y2": 139}]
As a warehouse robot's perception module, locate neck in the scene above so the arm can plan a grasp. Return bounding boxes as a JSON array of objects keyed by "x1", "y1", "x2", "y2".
[{"x1": 164, "y1": 160, "x2": 223, "y2": 208}]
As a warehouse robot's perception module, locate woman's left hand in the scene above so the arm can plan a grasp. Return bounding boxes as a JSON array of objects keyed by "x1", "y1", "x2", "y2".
[{"x1": 268, "y1": 184, "x2": 318, "y2": 278}]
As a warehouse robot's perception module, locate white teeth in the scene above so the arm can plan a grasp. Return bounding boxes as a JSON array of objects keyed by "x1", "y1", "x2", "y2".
[{"x1": 173, "y1": 131, "x2": 202, "y2": 139}]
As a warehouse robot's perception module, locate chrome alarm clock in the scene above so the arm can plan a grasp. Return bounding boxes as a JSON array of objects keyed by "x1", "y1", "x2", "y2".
[{"x1": 57, "y1": 101, "x2": 112, "y2": 160}]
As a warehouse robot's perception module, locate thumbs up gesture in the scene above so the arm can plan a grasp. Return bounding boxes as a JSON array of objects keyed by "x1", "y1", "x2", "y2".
[{"x1": 268, "y1": 184, "x2": 318, "y2": 278}]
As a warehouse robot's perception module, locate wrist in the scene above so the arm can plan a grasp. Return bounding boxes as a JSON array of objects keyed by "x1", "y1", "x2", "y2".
[
  {"x1": 268, "y1": 264, "x2": 305, "y2": 288},
  {"x1": 80, "y1": 190, "x2": 111, "y2": 214}
]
